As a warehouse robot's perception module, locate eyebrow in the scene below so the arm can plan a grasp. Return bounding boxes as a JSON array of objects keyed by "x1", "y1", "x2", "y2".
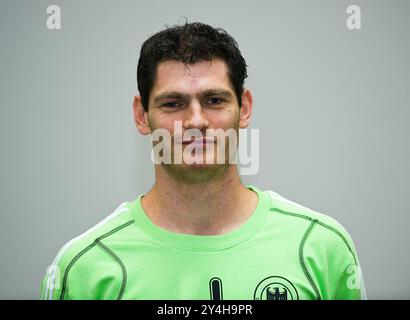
[{"x1": 153, "y1": 89, "x2": 234, "y2": 104}]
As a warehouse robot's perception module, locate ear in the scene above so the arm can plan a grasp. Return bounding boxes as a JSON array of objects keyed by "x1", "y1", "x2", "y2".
[
  {"x1": 133, "y1": 95, "x2": 151, "y2": 135},
  {"x1": 239, "y1": 89, "x2": 253, "y2": 129}
]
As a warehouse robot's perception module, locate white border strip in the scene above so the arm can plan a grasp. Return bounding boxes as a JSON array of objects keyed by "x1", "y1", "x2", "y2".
[{"x1": 267, "y1": 190, "x2": 314, "y2": 212}]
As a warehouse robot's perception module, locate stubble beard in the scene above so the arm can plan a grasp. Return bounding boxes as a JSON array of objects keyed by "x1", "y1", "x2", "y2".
[
  {"x1": 162, "y1": 132, "x2": 238, "y2": 185},
  {"x1": 149, "y1": 113, "x2": 240, "y2": 185}
]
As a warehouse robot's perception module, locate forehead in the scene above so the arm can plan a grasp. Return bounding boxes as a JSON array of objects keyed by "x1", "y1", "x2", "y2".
[{"x1": 151, "y1": 59, "x2": 233, "y2": 96}]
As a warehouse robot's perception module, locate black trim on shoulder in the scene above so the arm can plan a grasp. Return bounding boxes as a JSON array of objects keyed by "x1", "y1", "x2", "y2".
[
  {"x1": 315, "y1": 220, "x2": 357, "y2": 265},
  {"x1": 270, "y1": 207, "x2": 314, "y2": 222},
  {"x1": 96, "y1": 241, "x2": 127, "y2": 300},
  {"x1": 299, "y1": 219, "x2": 321, "y2": 300},
  {"x1": 59, "y1": 220, "x2": 134, "y2": 300},
  {"x1": 270, "y1": 207, "x2": 357, "y2": 264}
]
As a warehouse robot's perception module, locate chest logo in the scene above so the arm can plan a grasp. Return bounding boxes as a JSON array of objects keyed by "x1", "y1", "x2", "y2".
[{"x1": 254, "y1": 276, "x2": 299, "y2": 300}]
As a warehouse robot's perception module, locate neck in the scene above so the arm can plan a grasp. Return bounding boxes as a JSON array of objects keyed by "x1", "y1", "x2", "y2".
[{"x1": 141, "y1": 165, "x2": 258, "y2": 235}]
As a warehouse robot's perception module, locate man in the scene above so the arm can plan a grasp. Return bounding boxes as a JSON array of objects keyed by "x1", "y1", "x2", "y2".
[{"x1": 40, "y1": 22, "x2": 366, "y2": 300}]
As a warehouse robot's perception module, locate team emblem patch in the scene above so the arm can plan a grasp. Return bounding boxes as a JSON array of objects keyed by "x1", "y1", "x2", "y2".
[{"x1": 254, "y1": 276, "x2": 299, "y2": 300}]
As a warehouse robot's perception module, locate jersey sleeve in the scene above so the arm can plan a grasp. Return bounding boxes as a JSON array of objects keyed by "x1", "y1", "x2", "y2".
[
  {"x1": 331, "y1": 231, "x2": 367, "y2": 300},
  {"x1": 303, "y1": 218, "x2": 367, "y2": 300},
  {"x1": 39, "y1": 242, "x2": 84, "y2": 300},
  {"x1": 40, "y1": 254, "x2": 66, "y2": 300},
  {"x1": 40, "y1": 240, "x2": 126, "y2": 300},
  {"x1": 40, "y1": 202, "x2": 133, "y2": 300}
]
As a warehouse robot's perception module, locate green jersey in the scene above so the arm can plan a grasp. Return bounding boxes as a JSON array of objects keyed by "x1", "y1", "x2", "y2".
[{"x1": 40, "y1": 185, "x2": 366, "y2": 300}]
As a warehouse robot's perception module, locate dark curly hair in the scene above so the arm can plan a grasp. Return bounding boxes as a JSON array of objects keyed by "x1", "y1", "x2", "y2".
[{"x1": 137, "y1": 20, "x2": 248, "y2": 111}]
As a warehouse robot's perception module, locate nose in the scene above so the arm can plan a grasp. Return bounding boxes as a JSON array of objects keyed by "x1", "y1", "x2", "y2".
[{"x1": 182, "y1": 100, "x2": 209, "y2": 130}]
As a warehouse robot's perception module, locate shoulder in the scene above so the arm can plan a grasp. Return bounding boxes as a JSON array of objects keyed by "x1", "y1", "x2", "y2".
[
  {"x1": 54, "y1": 202, "x2": 134, "y2": 268},
  {"x1": 264, "y1": 189, "x2": 365, "y2": 299},
  {"x1": 264, "y1": 189, "x2": 358, "y2": 260},
  {"x1": 41, "y1": 202, "x2": 135, "y2": 300}
]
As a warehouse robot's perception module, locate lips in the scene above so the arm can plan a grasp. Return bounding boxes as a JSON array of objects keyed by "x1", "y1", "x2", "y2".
[{"x1": 182, "y1": 138, "x2": 215, "y2": 145}]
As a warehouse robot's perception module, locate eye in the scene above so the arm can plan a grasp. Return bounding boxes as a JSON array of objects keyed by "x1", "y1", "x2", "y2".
[
  {"x1": 206, "y1": 97, "x2": 223, "y2": 105},
  {"x1": 162, "y1": 102, "x2": 181, "y2": 108}
]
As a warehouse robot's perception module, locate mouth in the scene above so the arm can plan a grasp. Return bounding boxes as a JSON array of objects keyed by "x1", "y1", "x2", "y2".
[{"x1": 182, "y1": 138, "x2": 215, "y2": 145}]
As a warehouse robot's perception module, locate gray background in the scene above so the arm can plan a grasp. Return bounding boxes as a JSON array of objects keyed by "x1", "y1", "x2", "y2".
[{"x1": 0, "y1": 0, "x2": 409, "y2": 299}]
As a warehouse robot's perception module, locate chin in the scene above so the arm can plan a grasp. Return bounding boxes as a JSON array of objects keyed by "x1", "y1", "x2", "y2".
[{"x1": 163, "y1": 162, "x2": 230, "y2": 184}]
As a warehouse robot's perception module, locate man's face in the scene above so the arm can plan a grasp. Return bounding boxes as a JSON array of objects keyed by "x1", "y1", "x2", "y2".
[{"x1": 145, "y1": 58, "x2": 245, "y2": 183}]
